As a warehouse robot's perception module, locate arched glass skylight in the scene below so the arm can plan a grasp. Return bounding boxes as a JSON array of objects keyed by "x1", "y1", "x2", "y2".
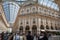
[
  {"x1": 16, "y1": 0, "x2": 26, "y2": 1},
  {"x1": 3, "y1": 2, "x2": 20, "y2": 23},
  {"x1": 15, "y1": 0, "x2": 27, "y2": 5},
  {"x1": 38, "y1": 0, "x2": 59, "y2": 11}
]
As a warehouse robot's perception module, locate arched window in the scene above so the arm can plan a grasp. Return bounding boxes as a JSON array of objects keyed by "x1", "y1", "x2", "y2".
[
  {"x1": 33, "y1": 18, "x2": 36, "y2": 24},
  {"x1": 32, "y1": 25, "x2": 37, "y2": 35},
  {"x1": 31, "y1": 6, "x2": 36, "y2": 13},
  {"x1": 19, "y1": 26, "x2": 23, "y2": 30},
  {"x1": 26, "y1": 8, "x2": 30, "y2": 13},
  {"x1": 40, "y1": 25, "x2": 44, "y2": 29},
  {"x1": 32, "y1": 6, "x2": 35, "y2": 11},
  {"x1": 19, "y1": 26, "x2": 23, "y2": 33},
  {"x1": 51, "y1": 26, "x2": 54, "y2": 30},
  {"x1": 25, "y1": 26, "x2": 30, "y2": 30},
  {"x1": 32, "y1": 25, "x2": 37, "y2": 30},
  {"x1": 33, "y1": 21, "x2": 35, "y2": 24},
  {"x1": 26, "y1": 21, "x2": 29, "y2": 24},
  {"x1": 46, "y1": 25, "x2": 49, "y2": 29},
  {"x1": 25, "y1": 25, "x2": 30, "y2": 34}
]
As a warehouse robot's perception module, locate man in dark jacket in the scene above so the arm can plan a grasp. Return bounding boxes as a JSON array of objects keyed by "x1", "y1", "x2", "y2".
[
  {"x1": 38, "y1": 32, "x2": 48, "y2": 40},
  {"x1": 26, "y1": 31, "x2": 33, "y2": 40},
  {"x1": 1, "y1": 32, "x2": 4, "y2": 40},
  {"x1": 3, "y1": 32, "x2": 9, "y2": 40},
  {"x1": 42, "y1": 32, "x2": 48, "y2": 40}
]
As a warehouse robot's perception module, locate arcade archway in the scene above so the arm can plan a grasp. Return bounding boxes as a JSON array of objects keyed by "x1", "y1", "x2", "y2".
[
  {"x1": 32, "y1": 25, "x2": 37, "y2": 35},
  {"x1": 40, "y1": 25, "x2": 44, "y2": 29},
  {"x1": 25, "y1": 25, "x2": 30, "y2": 35},
  {"x1": 46, "y1": 25, "x2": 49, "y2": 29},
  {"x1": 19, "y1": 26, "x2": 23, "y2": 33}
]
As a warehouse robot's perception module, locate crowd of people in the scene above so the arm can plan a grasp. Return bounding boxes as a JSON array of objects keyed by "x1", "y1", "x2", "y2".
[{"x1": 0, "y1": 31, "x2": 50, "y2": 40}]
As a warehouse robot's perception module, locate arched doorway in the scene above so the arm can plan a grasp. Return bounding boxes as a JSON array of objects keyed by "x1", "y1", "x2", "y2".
[
  {"x1": 46, "y1": 25, "x2": 49, "y2": 29},
  {"x1": 32, "y1": 25, "x2": 37, "y2": 35},
  {"x1": 19, "y1": 26, "x2": 23, "y2": 34},
  {"x1": 25, "y1": 25, "x2": 30, "y2": 35},
  {"x1": 40, "y1": 25, "x2": 45, "y2": 34},
  {"x1": 40, "y1": 25, "x2": 44, "y2": 29},
  {"x1": 51, "y1": 26, "x2": 54, "y2": 30}
]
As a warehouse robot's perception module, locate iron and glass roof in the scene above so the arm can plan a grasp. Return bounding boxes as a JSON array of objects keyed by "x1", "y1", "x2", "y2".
[
  {"x1": 38, "y1": 0, "x2": 59, "y2": 11},
  {"x1": 2, "y1": 0, "x2": 59, "y2": 23},
  {"x1": 3, "y1": 2, "x2": 20, "y2": 23}
]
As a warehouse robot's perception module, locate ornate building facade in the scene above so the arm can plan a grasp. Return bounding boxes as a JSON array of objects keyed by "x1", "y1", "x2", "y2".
[
  {"x1": 13, "y1": 0, "x2": 60, "y2": 35},
  {"x1": 0, "y1": 0, "x2": 60, "y2": 34}
]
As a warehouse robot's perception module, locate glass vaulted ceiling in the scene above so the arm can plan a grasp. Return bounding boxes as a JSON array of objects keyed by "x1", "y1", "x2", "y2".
[
  {"x1": 38, "y1": 0, "x2": 59, "y2": 11},
  {"x1": 3, "y1": 2, "x2": 20, "y2": 23},
  {"x1": 15, "y1": 0, "x2": 27, "y2": 5},
  {"x1": 16, "y1": 0, "x2": 59, "y2": 11},
  {"x1": 2, "y1": 0, "x2": 26, "y2": 23},
  {"x1": 2, "y1": 0, "x2": 59, "y2": 23}
]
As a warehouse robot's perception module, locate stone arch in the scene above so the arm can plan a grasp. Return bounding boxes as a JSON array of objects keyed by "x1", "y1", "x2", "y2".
[
  {"x1": 51, "y1": 26, "x2": 54, "y2": 30},
  {"x1": 32, "y1": 25, "x2": 37, "y2": 35},
  {"x1": 19, "y1": 26, "x2": 23, "y2": 33},
  {"x1": 25, "y1": 25, "x2": 30, "y2": 34},
  {"x1": 40, "y1": 25, "x2": 44, "y2": 29},
  {"x1": 46, "y1": 25, "x2": 49, "y2": 29}
]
